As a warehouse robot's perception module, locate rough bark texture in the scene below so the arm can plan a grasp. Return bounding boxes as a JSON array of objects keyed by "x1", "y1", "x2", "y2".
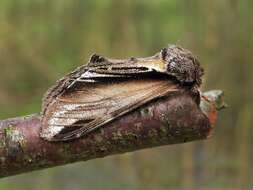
[{"x1": 0, "y1": 90, "x2": 224, "y2": 178}]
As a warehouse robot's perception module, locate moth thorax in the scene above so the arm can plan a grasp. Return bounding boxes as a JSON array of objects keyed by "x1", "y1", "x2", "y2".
[{"x1": 162, "y1": 45, "x2": 203, "y2": 86}]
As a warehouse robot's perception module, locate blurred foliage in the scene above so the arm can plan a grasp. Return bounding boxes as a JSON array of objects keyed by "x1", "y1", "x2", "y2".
[{"x1": 0, "y1": 0, "x2": 252, "y2": 190}]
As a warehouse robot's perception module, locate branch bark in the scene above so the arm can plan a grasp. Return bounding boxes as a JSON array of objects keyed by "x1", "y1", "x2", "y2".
[{"x1": 0, "y1": 90, "x2": 225, "y2": 178}]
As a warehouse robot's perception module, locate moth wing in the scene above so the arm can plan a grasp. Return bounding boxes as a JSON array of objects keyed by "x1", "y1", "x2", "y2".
[{"x1": 40, "y1": 79, "x2": 178, "y2": 141}]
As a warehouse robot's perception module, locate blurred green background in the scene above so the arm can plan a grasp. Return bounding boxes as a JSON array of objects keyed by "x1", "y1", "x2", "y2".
[{"x1": 0, "y1": 0, "x2": 252, "y2": 189}]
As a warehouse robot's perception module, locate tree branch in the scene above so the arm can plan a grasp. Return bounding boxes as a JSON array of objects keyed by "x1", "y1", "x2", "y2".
[{"x1": 0, "y1": 90, "x2": 225, "y2": 178}]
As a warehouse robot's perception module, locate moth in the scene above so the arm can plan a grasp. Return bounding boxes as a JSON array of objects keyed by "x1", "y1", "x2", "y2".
[{"x1": 40, "y1": 45, "x2": 204, "y2": 141}]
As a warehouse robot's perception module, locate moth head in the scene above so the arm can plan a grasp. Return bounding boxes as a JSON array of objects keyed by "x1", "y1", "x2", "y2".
[{"x1": 160, "y1": 45, "x2": 204, "y2": 87}]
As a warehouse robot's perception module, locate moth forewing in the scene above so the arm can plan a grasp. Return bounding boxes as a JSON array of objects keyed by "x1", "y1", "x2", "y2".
[
  {"x1": 41, "y1": 45, "x2": 203, "y2": 141},
  {"x1": 40, "y1": 78, "x2": 179, "y2": 141}
]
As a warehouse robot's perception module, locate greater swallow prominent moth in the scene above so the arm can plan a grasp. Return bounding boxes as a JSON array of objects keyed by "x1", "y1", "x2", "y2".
[{"x1": 40, "y1": 45, "x2": 203, "y2": 141}]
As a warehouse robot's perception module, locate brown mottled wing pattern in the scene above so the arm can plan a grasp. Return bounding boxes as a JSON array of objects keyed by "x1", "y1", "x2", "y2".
[
  {"x1": 41, "y1": 78, "x2": 178, "y2": 141},
  {"x1": 40, "y1": 46, "x2": 203, "y2": 141}
]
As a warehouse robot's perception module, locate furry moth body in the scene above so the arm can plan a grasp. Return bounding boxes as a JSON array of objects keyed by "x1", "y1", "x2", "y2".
[{"x1": 40, "y1": 45, "x2": 204, "y2": 141}]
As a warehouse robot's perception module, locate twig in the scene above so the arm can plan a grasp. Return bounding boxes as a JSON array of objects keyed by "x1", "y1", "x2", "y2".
[{"x1": 0, "y1": 90, "x2": 225, "y2": 178}]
